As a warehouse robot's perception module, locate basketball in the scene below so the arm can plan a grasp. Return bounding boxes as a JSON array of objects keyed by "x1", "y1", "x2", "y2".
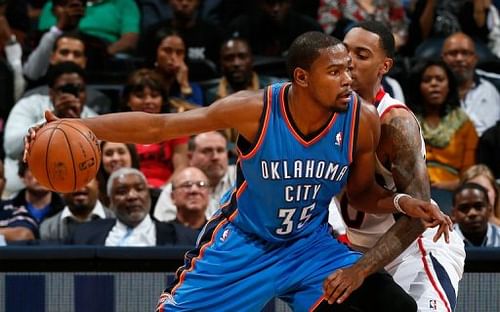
[{"x1": 26, "y1": 120, "x2": 101, "y2": 193}]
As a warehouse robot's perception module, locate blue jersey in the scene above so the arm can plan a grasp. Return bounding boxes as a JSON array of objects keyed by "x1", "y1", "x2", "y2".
[{"x1": 222, "y1": 82, "x2": 360, "y2": 242}]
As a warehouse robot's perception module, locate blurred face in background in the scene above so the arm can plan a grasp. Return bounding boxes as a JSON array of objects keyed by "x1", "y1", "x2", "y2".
[
  {"x1": 420, "y1": 65, "x2": 449, "y2": 108},
  {"x1": 50, "y1": 73, "x2": 86, "y2": 118},
  {"x1": 220, "y1": 39, "x2": 253, "y2": 88},
  {"x1": 171, "y1": 167, "x2": 209, "y2": 213},
  {"x1": 169, "y1": 0, "x2": 199, "y2": 19},
  {"x1": 22, "y1": 168, "x2": 51, "y2": 196},
  {"x1": 189, "y1": 132, "x2": 228, "y2": 183},
  {"x1": 51, "y1": 37, "x2": 87, "y2": 68},
  {"x1": 63, "y1": 178, "x2": 99, "y2": 215},
  {"x1": 128, "y1": 86, "x2": 163, "y2": 114},
  {"x1": 156, "y1": 34, "x2": 185, "y2": 76},
  {"x1": 466, "y1": 175, "x2": 497, "y2": 209},
  {"x1": 110, "y1": 173, "x2": 151, "y2": 228},
  {"x1": 259, "y1": 0, "x2": 290, "y2": 24},
  {"x1": 102, "y1": 142, "x2": 133, "y2": 174},
  {"x1": 442, "y1": 33, "x2": 477, "y2": 84},
  {"x1": 453, "y1": 188, "x2": 491, "y2": 237}
]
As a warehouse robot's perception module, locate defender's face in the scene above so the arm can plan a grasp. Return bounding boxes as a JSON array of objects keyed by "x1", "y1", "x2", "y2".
[
  {"x1": 307, "y1": 45, "x2": 353, "y2": 112},
  {"x1": 343, "y1": 28, "x2": 387, "y2": 96}
]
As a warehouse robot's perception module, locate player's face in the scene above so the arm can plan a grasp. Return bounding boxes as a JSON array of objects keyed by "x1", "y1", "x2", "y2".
[
  {"x1": 64, "y1": 178, "x2": 99, "y2": 214},
  {"x1": 343, "y1": 27, "x2": 389, "y2": 99},
  {"x1": 306, "y1": 45, "x2": 353, "y2": 112},
  {"x1": 111, "y1": 173, "x2": 151, "y2": 227},
  {"x1": 220, "y1": 40, "x2": 253, "y2": 86},
  {"x1": 190, "y1": 132, "x2": 228, "y2": 181},
  {"x1": 102, "y1": 142, "x2": 133, "y2": 174},
  {"x1": 419, "y1": 65, "x2": 449, "y2": 107},
  {"x1": 128, "y1": 86, "x2": 163, "y2": 114},
  {"x1": 453, "y1": 189, "x2": 490, "y2": 236},
  {"x1": 156, "y1": 35, "x2": 186, "y2": 75},
  {"x1": 51, "y1": 38, "x2": 87, "y2": 68},
  {"x1": 171, "y1": 168, "x2": 210, "y2": 213},
  {"x1": 442, "y1": 35, "x2": 477, "y2": 84}
]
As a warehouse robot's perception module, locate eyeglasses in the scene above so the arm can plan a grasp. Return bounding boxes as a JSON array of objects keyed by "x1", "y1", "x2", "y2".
[{"x1": 173, "y1": 180, "x2": 209, "y2": 190}]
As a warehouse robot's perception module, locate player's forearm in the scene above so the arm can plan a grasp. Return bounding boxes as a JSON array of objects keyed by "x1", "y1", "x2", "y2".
[{"x1": 348, "y1": 184, "x2": 400, "y2": 214}]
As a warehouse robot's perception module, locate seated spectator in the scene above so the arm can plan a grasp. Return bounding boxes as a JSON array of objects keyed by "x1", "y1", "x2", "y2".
[
  {"x1": 69, "y1": 168, "x2": 196, "y2": 246},
  {"x1": 38, "y1": 0, "x2": 140, "y2": 55},
  {"x1": 0, "y1": 158, "x2": 38, "y2": 243},
  {"x1": 122, "y1": 68, "x2": 189, "y2": 189},
  {"x1": 3, "y1": 160, "x2": 65, "y2": 225},
  {"x1": 452, "y1": 182, "x2": 500, "y2": 247},
  {"x1": 477, "y1": 120, "x2": 500, "y2": 180},
  {"x1": 96, "y1": 141, "x2": 140, "y2": 207},
  {"x1": 23, "y1": 33, "x2": 112, "y2": 114},
  {"x1": 228, "y1": 0, "x2": 322, "y2": 57},
  {"x1": 408, "y1": 59, "x2": 478, "y2": 193},
  {"x1": 140, "y1": 0, "x2": 223, "y2": 68},
  {"x1": 39, "y1": 178, "x2": 114, "y2": 242},
  {"x1": 460, "y1": 164, "x2": 500, "y2": 226},
  {"x1": 318, "y1": 0, "x2": 408, "y2": 50},
  {"x1": 169, "y1": 166, "x2": 209, "y2": 234},
  {"x1": 154, "y1": 30, "x2": 204, "y2": 106},
  {"x1": 3, "y1": 62, "x2": 97, "y2": 194},
  {"x1": 154, "y1": 131, "x2": 236, "y2": 221},
  {"x1": 442, "y1": 32, "x2": 500, "y2": 136}
]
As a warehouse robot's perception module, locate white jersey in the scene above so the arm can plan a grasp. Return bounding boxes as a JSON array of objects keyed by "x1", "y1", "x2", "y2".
[
  {"x1": 343, "y1": 89, "x2": 426, "y2": 248},
  {"x1": 334, "y1": 89, "x2": 465, "y2": 312}
]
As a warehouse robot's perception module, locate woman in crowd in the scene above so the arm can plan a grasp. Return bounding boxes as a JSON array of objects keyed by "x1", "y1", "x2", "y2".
[{"x1": 408, "y1": 59, "x2": 478, "y2": 192}]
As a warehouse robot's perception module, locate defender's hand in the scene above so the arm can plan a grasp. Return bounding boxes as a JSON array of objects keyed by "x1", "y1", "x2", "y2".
[{"x1": 323, "y1": 265, "x2": 366, "y2": 305}]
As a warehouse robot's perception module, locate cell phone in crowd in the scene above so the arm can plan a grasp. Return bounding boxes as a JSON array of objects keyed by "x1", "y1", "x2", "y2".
[{"x1": 57, "y1": 83, "x2": 83, "y2": 97}]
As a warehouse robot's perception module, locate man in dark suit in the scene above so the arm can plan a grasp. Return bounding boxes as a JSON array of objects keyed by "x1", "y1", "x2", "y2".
[{"x1": 69, "y1": 167, "x2": 197, "y2": 246}]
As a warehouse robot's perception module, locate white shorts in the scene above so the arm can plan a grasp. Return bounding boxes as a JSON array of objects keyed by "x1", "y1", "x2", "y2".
[{"x1": 385, "y1": 227, "x2": 465, "y2": 312}]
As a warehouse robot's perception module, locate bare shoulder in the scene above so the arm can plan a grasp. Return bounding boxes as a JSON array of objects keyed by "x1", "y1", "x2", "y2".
[{"x1": 355, "y1": 99, "x2": 381, "y2": 154}]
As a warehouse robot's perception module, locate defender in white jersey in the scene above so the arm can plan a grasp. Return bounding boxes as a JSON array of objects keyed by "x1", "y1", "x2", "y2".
[{"x1": 324, "y1": 22, "x2": 465, "y2": 312}]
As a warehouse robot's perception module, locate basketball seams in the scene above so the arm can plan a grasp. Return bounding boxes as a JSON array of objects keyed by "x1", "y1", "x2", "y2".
[
  {"x1": 58, "y1": 128, "x2": 78, "y2": 192},
  {"x1": 43, "y1": 123, "x2": 60, "y2": 192},
  {"x1": 60, "y1": 121, "x2": 100, "y2": 171}
]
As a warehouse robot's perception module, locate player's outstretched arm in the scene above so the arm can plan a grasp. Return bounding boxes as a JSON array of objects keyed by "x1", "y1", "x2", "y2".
[{"x1": 25, "y1": 90, "x2": 264, "y2": 159}]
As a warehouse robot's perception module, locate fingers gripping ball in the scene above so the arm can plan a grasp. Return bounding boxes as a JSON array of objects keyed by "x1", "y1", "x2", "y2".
[{"x1": 26, "y1": 121, "x2": 101, "y2": 193}]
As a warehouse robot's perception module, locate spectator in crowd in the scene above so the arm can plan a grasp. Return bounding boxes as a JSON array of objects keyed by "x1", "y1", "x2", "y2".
[
  {"x1": 39, "y1": 178, "x2": 114, "y2": 242},
  {"x1": 452, "y1": 182, "x2": 500, "y2": 247},
  {"x1": 206, "y1": 37, "x2": 282, "y2": 105},
  {"x1": 154, "y1": 31, "x2": 204, "y2": 106},
  {"x1": 4, "y1": 160, "x2": 65, "y2": 225},
  {"x1": 23, "y1": 33, "x2": 112, "y2": 114},
  {"x1": 38, "y1": 0, "x2": 140, "y2": 55},
  {"x1": 228, "y1": 0, "x2": 322, "y2": 57},
  {"x1": 154, "y1": 131, "x2": 236, "y2": 222},
  {"x1": 0, "y1": 158, "x2": 39, "y2": 243},
  {"x1": 3, "y1": 62, "x2": 97, "y2": 194},
  {"x1": 441, "y1": 32, "x2": 500, "y2": 136},
  {"x1": 69, "y1": 168, "x2": 197, "y2": 246},
  {"x1": 96, "y1": 141, "x2": 140, "y2": 207},
  {"x1": 122, "y1": 68, "x2": 189, "y2": 189},
  {"x1": 140, "y1": 0, "x2": 223, "y2": 69},
  {"x1": 408, "y1": 59, "x2": 478, "y2": 212},
  {"x1": 460, "y1": 164, "x2": 500, "y2": 226},
  {"x1": 477, "y1": 120, "x2": 500, "y2": 180},
  {"x1": 318, "y1": 0, "x2": 408, "y2": 50},
  {"x1": 168, "y1": 166, "x2": 209, "y2": 243}
]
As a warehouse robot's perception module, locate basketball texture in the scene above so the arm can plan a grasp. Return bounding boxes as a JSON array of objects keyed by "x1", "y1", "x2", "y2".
[{"x1": 27, "y1": 120, "x2": 101, "y2": 193}]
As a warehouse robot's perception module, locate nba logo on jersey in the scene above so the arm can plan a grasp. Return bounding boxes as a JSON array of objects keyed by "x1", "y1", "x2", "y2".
[
  {"x1": 335, "y1": 132, "x2": 343, "y2": 146},
  {"x1": 220, "y1": 229, "x2": 230, "y2": 242},
  {"x1": 429, "y1": 299, "x2": 437, "y2": 310}
]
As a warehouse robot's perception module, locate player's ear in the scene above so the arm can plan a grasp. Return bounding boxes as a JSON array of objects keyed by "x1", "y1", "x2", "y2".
[
  {"x1": 293, "y1": 67, "x2": 308, "y2": 87},
  {"x1": 380, "y1": 57, "x2": 393, "y2": 75}
]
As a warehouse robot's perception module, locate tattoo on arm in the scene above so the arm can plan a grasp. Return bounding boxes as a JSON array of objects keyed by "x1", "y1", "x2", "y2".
[{"x1": 353, "y1": 113, "x2": 429, "y2": 275}]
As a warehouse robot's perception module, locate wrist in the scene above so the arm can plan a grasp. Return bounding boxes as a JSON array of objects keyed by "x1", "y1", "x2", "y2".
[{"x1": 393, "y1": 193, "x2": 412, "y2": 214}]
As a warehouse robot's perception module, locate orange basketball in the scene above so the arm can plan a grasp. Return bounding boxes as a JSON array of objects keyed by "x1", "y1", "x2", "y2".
[{"x1": 26, "y1": 120, "x2": 101, "y2": 193}]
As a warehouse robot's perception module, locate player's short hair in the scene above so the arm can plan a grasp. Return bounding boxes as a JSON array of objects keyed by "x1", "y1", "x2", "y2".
[
  {"x1": 286, "y1": 31, "x2": 342, "y2": 79},
  {"x1": 452, "y1": 182, "x2": 489, "y2": 206},
  {"x1": 107, "y1": 167, "x2": 147, "y2": 197},
  {"x1": 353, "y1": 21, "x2": 395, "y2": 58},
  {"x1": 47, "y1": 61, "x2": 86, "y2": 88}
]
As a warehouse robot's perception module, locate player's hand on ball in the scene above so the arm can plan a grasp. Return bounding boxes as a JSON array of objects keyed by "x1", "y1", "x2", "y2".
[
  {"x1": 398, "y1": 197, "x2": 453, "y2": 243},
  {"x1": 23, "y1": 111, "x2": 59, "y2": 162},
  {"x1": 323, "y1": 266, "x2": 365, "y2": 305}
]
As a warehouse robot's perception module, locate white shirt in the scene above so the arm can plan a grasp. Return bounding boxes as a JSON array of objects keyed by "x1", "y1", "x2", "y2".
[
  {"x1": 60, "y1": 201, "x2": 108, "y2": 221},
  {"x1": 462, "y1": 77, "x2": 500, "y2": 136},
  {"x1": 104, "y1": 215, "x2": 156, "y2": 247},
  {"x1": 154, "y1": 165, "x2": 236, "y2": 221}
]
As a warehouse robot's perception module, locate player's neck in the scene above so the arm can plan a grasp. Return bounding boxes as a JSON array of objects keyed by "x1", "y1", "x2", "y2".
[
  {"x1": 287, "y1": 86, "x2": 333, "y2": 135},
  {"x1": 358, "y1": 82, "x2": 382, "y2": 104}
]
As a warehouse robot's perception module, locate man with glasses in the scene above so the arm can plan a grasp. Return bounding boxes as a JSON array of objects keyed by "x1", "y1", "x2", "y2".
[{"x1": 441, "y1": 32, "x2": 500, "y2": 136}]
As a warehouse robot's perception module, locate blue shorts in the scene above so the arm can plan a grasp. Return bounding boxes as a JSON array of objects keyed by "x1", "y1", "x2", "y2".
[{"x1": 157, "y1": 216, "x2": 362, "y2": 312}]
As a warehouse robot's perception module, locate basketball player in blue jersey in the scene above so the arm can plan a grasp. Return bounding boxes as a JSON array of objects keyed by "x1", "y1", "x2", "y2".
[
  {"x1": 25, "y1": 32, "x2": 452, "y2": 311},
  {"x1": 324, "y1": 22, "x2": 465, "y2": 311}
]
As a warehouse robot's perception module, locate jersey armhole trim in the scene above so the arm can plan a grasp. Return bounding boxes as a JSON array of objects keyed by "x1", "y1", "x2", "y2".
[{"x1": 349, "y1": 95, "x2": 361, "y2": 163}]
